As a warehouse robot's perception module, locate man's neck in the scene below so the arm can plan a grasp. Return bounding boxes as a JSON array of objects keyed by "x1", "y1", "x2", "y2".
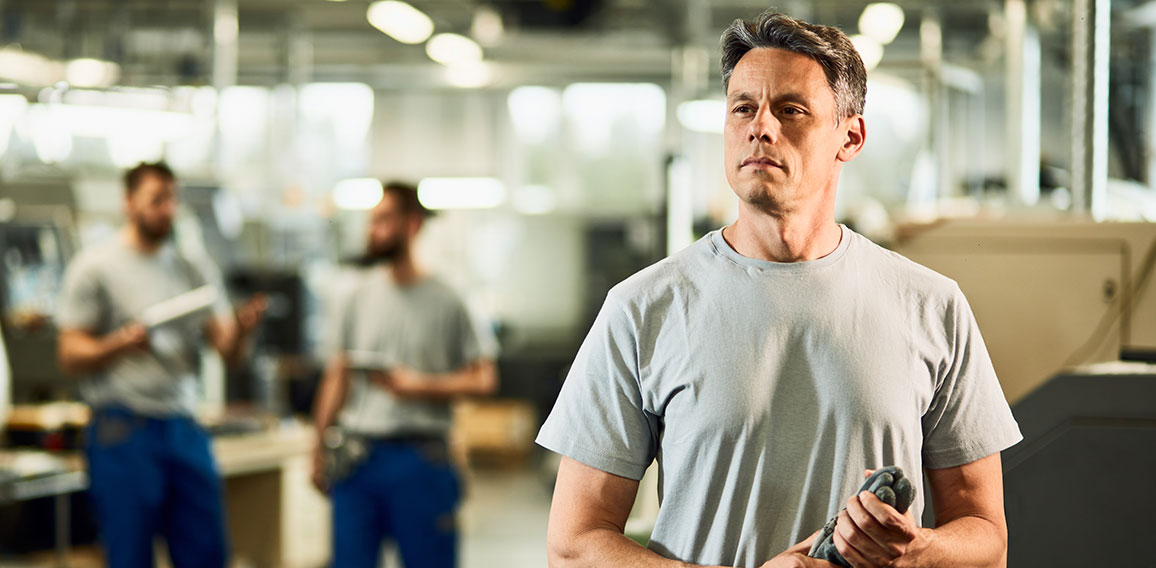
[
  {"x1": 723, "y1": 205, "x2": 842, "y2": 263},
  {"x1": 122, "y1": 225, "x2": 164, "y2": 255},
  {"x1": 387, "y1": 252, "x2": 423, "y2": 286}
]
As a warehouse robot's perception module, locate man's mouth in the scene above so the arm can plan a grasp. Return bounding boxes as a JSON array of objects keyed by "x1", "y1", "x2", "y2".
[{"x1": 742, "y1": 156, "x2": 783, "y2": 169}]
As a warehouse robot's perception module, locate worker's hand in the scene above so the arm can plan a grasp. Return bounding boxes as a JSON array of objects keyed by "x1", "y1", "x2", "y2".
[
  {"x1": 832, "y1": 471, "x2": 922, "y2": 568},
  {"x1": 367, "y1": 367, "x2": 429, "y2": 399},
  {"x1": 110, "y1": 322, "x2": 150, "y2": 355},
  {"x1": 236, "y1": 293, "x2": 268, "y2": 336},
  {"x1": 310, "y1": 443, "x2": 329, "y2": 494},
  {"x1": 759, "y1": 531, "x2": 839, "y2": 568}
]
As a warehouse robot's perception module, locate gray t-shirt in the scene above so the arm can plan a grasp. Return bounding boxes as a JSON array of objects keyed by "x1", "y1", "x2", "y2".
[
  {"x1": 57, "y1": 238, "x2": 229, "y2": 417},
  {"x1": 331, "y1": 268, "x2": 498, "y2": 436},
  {"x1": 536, "y1": 226, "x2": 1022, "y2": 567}
]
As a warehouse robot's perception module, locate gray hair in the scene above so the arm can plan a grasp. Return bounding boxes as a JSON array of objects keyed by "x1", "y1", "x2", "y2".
[{"x1": 721, "y1": 10, "x2": 867, "y2": 120}]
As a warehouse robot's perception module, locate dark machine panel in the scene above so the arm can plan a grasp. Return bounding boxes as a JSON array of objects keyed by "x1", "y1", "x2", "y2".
[{"x1": 1002, "y1": 372, "x2": 1156, "y2": 566}]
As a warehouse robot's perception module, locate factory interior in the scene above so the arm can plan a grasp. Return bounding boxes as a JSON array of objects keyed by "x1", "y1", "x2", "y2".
[{"x1": 0, "y1": 0, "x2": 1154, "y2": 566}]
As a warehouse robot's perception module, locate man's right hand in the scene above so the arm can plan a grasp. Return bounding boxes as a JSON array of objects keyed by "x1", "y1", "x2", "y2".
[
  {"x1": 310, "y1": 443, "x2": 329, "y2": 494},
  {"x1": 759, "y1": 532, "x2": 838, "y2": 568},
  {"x1": 110, "y1": 322, "x2": 150, "y2": 355}
]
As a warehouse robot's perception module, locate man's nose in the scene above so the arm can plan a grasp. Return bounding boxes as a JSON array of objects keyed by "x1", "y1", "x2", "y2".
[{"x1": 748, "y1": 109, "x2": 779, "y2": 144}]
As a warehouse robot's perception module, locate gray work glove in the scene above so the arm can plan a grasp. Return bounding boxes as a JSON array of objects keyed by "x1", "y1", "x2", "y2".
[{"x1": 807, "y1": 466, "x2": 916, "y2": 566}]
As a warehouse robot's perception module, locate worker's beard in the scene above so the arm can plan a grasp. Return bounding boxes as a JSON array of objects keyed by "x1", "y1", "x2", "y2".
[
  {"x1": 133, "y1": 216, "x2": 173, "y2": 245},
  {"x1": 364, "y1": 235, "x2": 405, "y2": 264}
]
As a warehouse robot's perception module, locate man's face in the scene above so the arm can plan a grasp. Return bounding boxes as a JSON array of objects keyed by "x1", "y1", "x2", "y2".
[
  {"x1": 723, "y1": 47, "x2": 859, "y2": 215},
  {"x1": 126, "y1": 174, "x2": 177, "y2": 243},
  {"x1": 365, "y1": 192, "x2": 414, "y2": 262}
]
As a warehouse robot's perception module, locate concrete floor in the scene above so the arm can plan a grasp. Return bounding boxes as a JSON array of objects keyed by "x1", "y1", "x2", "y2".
[
  {"x1": 460, "y1": 467, "x2": 553, "y2": 568},
  {"x1": 375, "y1": 465, "x2": 554, "y2": 568},
  {"x1": 3, "y1": 464, "x2": 556, "y2": 568}
]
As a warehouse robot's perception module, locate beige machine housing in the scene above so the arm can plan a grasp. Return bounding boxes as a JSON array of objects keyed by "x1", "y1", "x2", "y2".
[{"x1": 894, "y1": 219, "x2": 1156, "y2": 404}]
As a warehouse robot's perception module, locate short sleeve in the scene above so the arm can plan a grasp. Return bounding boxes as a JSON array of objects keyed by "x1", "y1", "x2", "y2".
[
  {"x1": 535, "y1": 293, "x2": 658, "y2": 480},
  {"x1": 56, "y1": 257, "x2": 104, "y2": 331},
  {"x1": 922, "y1": 287, "x2": 1023, "y2": 469}
]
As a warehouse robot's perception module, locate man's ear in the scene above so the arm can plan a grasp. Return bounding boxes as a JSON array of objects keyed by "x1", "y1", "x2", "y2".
[{"x1": 836, "y1": 115, "x2": 866, "y2": 163}]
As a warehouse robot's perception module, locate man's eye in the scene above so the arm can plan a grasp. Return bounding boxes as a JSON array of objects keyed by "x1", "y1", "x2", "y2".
[
  {"x1": 782, "y1": 107, "x2": 804, "y2": 115},
  {"x1": 733, "y1": 105, "x2": 753, "y2": 114}
]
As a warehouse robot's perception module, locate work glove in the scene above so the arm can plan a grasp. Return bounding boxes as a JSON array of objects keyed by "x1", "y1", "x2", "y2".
[{"x1": 807, "y1": 465, "x2": 916, "y2": 566}]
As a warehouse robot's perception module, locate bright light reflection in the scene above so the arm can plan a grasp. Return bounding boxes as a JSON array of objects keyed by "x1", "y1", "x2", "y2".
[
  {"x1": 426, "y1": 33, "x2": 483, "y2": 66},
  {"x1": 507, "y1": 86, "x2": 561, "y2": 143},
  {"x1": 418, "y1": 177, "x2": 505, "y2": 209},
  {"x1": 677, "y1": 99, "x2": 724, "y2": 134},
  {"x1": 367, "y1": 1, "x2": 434, "y2": 45},
  {"x1": 859, "y1": 3, "x2": 905, "y2": 45},
  {"x1": 333, "y1": 178, "x2": 384, "y2": 210}
]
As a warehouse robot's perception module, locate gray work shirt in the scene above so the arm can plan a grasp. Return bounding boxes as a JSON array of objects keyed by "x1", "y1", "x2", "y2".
[
  {"x1": 536, "y1": 226, "x2": 1022, "y2": 567},
  {"x1": 330, "y1": 267, "x2": 497, "y2": 436},
  {"x1": 57, "y1": 238, "x2": 229, "y2": 417}
]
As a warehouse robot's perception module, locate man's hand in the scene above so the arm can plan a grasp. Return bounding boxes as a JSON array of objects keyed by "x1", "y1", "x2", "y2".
[
  {"x1": 111, "y1": 322, "x2": 150, "y2": 355},
  {"x1": 236, "y1": 293, "x2": 268, "y2": 336},
  {"x1": 310, "y1": 443, "x2": 329, "y2": 494},
  {"x1": 833, "y1": 471, "x2": 923, "y2": 567},
  {"x1": 760, "y1": 531, "x2": 839, "y2": 568}
]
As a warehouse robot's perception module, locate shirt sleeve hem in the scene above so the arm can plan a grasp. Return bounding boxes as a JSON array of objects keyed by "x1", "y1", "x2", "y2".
[
  {"x1": 535, "y1": 434, "x2": 650, "y2": 481},
  {"x1": 923, "y1": 431, "x2": 1024, "y2": 470}
]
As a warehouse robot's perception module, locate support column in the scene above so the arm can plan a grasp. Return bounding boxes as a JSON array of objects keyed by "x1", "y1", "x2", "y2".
[
  {"x1": 1005, "y1": 0, "x2": 1041, "y2": 206},
  {"x1": 1071, "y1": 0, "x2": 1111, "y2": 218}
]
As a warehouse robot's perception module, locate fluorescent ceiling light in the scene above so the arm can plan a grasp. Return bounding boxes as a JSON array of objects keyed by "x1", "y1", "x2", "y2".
[
  {"x1": 426, "y1": 33, "x2": 483, "y2": 66},
  {"x1": 367, "y1": 1, "x2": 434, "y2": 45},
  {"x1": 418, "y1": 177, "x2": 505, "y2": 209},
  {"x1": 445, "y1": 62, "x2": 492, "y2": 88},
  {"x1": 471, "y1": 7, "x2": 504, "y2": 46},
  {"x1": 677, "y1": 99, "x2": 724, "y2": 134},
  {"x1": 66, "y1": 58, "x2": 121, "y2": 88},
  {"x1": 333, "y1": 178, "x2": 384, "y2": 210},
  {"x1": 850, "y1": 35, "x2": 884, "y2": 72},
  {"x1": 859, "y1": 3, "x2": 905, "y2": 45}
]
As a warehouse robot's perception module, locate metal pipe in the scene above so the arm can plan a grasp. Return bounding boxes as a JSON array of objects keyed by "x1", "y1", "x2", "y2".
[{"x1": 1005, "y1": 0, "x2": 1041, "y2": 206}]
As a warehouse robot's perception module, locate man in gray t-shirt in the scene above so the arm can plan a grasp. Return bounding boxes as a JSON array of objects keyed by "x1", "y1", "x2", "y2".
[
  {"x1": 311, "y1": 181, "x2": 498, "y2": 568},
  {"x1": 538, "y1": 11, "x2": 1021, "y2": 568},
  {"x1": 57, "y1": 162, "x2": 264, "y2": 567}
]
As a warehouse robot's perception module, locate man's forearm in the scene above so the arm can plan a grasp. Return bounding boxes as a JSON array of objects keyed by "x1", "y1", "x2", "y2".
[
  {"x1": 312, "y1": 358, "x2": 350, "y2": 434},
  {"x1": 549, "y1": 527, "x2": 716, "y2": 568},
  {"x1": 901, "y1": 516, "x2": 1007, "y2": 568},
  {"x1": 58, "y1": 331, "x2": 132, "y2": 375},
  {"x1": 390, "y1": 360, "x2": 497, "y2": 400}
]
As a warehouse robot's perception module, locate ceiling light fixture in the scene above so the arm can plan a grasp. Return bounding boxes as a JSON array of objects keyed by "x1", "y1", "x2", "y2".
[
  {"x1": 333, "y1": 178, "x2": 384, "y2": 210},
  {"x1": 426, "y1": 33, "x2": 483, "y2": 66},
  {"x1": 366, "y1": 0, "x2": 434, "y2": 45},
  {"x1": 858, "y1": 3, "x2": 905, "y2": 46},
  {"x1": 418, "y1": 177, "x2": 505, "y2": 209}
]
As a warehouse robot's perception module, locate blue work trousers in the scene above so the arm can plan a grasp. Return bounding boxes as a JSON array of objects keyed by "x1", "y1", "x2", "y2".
[
  {"x1": 331, "y1": 438, "x2": 461, "y2": 568},
  {"x1": 84, "y1": 407, "x2": 229, "y2": 568}
]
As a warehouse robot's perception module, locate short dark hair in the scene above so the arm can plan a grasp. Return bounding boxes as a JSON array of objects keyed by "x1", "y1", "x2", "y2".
[
  {"x1": 720, "y1": 10, "x2": 867, "y2": 120},
  {"x1": 382, "y1": 180, "x2": 433, "y2": 218},
  {"x1": 124, "y1": 162, "x2": 176, "y2": 195}
]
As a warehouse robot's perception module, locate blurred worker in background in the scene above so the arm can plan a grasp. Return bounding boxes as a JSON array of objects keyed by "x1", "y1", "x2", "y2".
[
  {"x1": 312, "y1": 180, "x2": 499, "y2": 568},
  {"x1": 538, "y1": 10, "x2": 1021, "y2": 568},
  {"x1": 56, "y1": 161, "x2": 266, "y2": 568}
]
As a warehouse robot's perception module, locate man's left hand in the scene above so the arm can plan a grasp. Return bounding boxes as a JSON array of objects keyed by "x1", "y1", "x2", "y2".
[
  {"x1": 833, "y1": 486, "x2": 923, "y2": 567},
  {"x1": 236, "y1": 293, "x2": 268, "y2": 335}
]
